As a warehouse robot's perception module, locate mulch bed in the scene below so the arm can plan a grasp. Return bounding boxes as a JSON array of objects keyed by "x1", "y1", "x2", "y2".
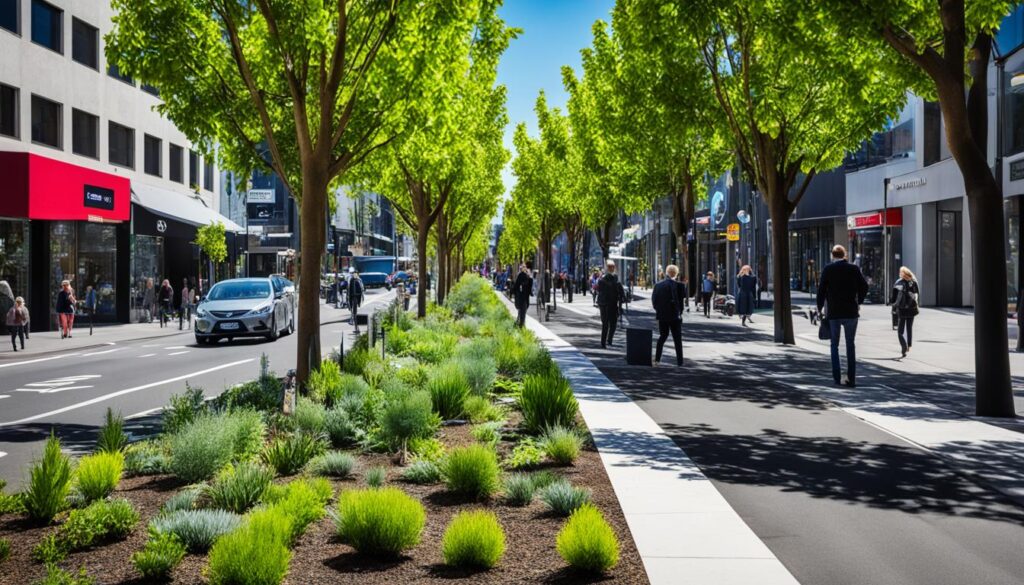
[{"x1": 0, "y1": 415, "x2": 648, "y2": 585}]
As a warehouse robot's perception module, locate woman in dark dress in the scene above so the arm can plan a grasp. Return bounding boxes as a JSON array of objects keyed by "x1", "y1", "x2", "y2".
[{"x1": 736, "y1": 265, "x2": 757, "y2": 327}]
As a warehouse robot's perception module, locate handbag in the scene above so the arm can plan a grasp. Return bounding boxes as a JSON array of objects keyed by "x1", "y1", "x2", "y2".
[{"x1": 817, "y1": 307, "x2": 830, "y2": 340}]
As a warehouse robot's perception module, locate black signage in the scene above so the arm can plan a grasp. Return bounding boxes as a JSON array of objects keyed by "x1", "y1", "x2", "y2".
[
  {"x1": 1011, "y1": 160, "x2": 1024, "y2": 182},
  {"x1": 84, "y1": 185, "x2": 115, "y2": 210},
  {"x1": 247, "y1": 203, "x2": 275, "y2": 225}
]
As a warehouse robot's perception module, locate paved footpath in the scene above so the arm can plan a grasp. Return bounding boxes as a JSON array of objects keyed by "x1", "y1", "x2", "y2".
[{"x1": 540, "y1": 296, "x2": 1024, "y2": 585}]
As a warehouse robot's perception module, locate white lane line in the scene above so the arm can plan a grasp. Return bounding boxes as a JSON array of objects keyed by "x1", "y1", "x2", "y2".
[
  {"x1": 0, "y1": 395, "x2": 9, "y2": 400},
  {"x1": 126, "y1": 406, "x2": 163, "y2": 420},
  {"x1": 16, "y1": 386, "x2": 94, "y2": 394},
  {"x1": 81, "y1": 348, "x2": 124, "y2": 357},
  {"x1": 141, "y1": 344, "x2": 158, "y2": 348},
  {"x1": 165, "y1": 346, "x2": 186, "y2": 350},
  {"x1": 167, "y1": 351, "x2": 190, "y2": 356},
  {"x1": 0, "y1": 353, "x2": 82, "y2": 369},
  {"x1": 0, "y1": 359, "x2": 255, "y2": 427},
  {"x1": 0, "y1": 451, "x2": 6, "y2": 459},
  {"x1": 139, "y1": 353, "x2": 156, "y2": 358}
]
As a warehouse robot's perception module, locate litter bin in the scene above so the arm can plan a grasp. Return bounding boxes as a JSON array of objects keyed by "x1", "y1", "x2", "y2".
[{"x1": 625, "y1": 327, "x2": 652, "y2": 366}]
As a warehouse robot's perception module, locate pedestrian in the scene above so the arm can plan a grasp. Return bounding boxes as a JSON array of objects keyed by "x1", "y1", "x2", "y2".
[
  {"x1": 590, "y1": 270, "x2": 600, "y2": 307},
  {"x1": 158, "y1": 279, "x2": 174, "y2": 327},
  {"x1": 736, "y1": 265, "x2": 757, "y2": 326},
  {"x1": 6, "y1": 296, "x2": 29, "y2": 351},
  {"x1": 701, "y1": 271, "x2": 716, "y2": 318},
  {"x1": 56, "y1": 280, "x2": 76, "y2": 338},
  {"x1": 0, "y1": 280, "x2": 14, "y2": 336},
  {"x1": 681, "y1": 276, "x2": 691, "y2": 312},
  {"x1": 142, "y1": 277, "x2": 156, "y2": 323},
  {"x1": 179, "y1": 278, "x2": 191, "y2": 330},
  {"x1": 512, "y1": 264, "x2": 533, "y2": 327},
  {"x1": 597, "y1": 260, "x2": 625, "y2": 348},
  {"x1": 561, "y1": 272, "x2": 569, "y2": 302},
  {"x1": 84, "y1": 284, "x2": 97, "y2": 334},
  {"x1": 889, "y1": 266, "x2": 920, "y2": 358},
  {"x1": 652, "y1": 264, "x2": 685, "y2": 366},
  {"x1": 816, "y1": 245, "x2": 869, "y2": 387},
  {"x1": 348, "y1": 270, "x2": 364, "y2": 332}
]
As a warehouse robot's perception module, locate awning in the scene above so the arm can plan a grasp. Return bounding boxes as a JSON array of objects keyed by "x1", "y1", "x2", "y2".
[{"x1": 131, "y1": 182, "x2": 244, "y2": 233}]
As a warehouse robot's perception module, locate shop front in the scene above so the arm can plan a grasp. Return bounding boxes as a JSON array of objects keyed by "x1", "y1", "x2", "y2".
[{"x1": 847, "y1": 209, "x2": 903, "y2": 304}]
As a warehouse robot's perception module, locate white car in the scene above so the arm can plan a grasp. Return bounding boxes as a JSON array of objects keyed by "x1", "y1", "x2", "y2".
[{"x1": 194, "y1": 277, "x2": 295, "y2": 344}]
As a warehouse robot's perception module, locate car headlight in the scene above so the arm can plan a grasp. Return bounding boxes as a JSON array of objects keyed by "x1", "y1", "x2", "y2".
[
  {"x1": 196, "y1": 306, "x2": 207, "y2": 318},
  {"x1": 250, "y1": 304, "x2": 273, "y2": 315}
]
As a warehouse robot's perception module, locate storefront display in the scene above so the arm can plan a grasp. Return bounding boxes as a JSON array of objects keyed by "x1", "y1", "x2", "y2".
[
  {"x1": 0, "y1": 219, "x2": 30, "y2": 303},
  {"x1": 848, "y1": 209, "x2": 903, "y2": 303}
]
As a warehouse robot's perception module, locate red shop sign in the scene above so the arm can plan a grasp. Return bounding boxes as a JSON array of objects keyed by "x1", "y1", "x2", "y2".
[
  {"x1": 848, "y1": 208, "x2": 902, "y2": 230},
  {"x1": 0, "y1": 151, "x2": 130, "y2": 222}
]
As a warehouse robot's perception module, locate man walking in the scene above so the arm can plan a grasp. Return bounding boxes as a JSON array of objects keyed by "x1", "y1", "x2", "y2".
[
  {"x1": 652, "y1": 265, "x2": 685, "y2": 366},
  {"x1": 817, "y1": 245, "x2": 869, "y2": 387},
  {"x1": 597, "y1": 260, "x2": 625, "y2": 348},
  {"x1": 511, "y1": 264, "x2": 533, "y2": 327},
  {"x1": 349, "y1": 270, "x2": 364, "y2": 333}
]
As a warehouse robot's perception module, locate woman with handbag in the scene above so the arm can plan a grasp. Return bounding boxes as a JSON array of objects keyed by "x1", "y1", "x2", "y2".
[
  {"x1": 889, "y1": 266, "x2": 920, "y2": 358},
  {"x1": 56, "y1": 280, "x2": 76, "y2": 339}
]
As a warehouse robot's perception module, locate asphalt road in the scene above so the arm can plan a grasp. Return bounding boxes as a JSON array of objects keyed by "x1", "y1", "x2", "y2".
[
  {"x1": 0, "y1": 288, "x2": 394, "y2": 486},
  {"x1": 541, "y1": 297, "x2": 1024, "y2": 585}
]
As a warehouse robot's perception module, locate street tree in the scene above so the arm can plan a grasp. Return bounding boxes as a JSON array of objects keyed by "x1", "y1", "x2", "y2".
[
  {"x1": 107, "y1": 0, "x2": 489, "y2": 385},
  {"x1": 194, "y1": 221, "x2": 227, "y2": 284}
]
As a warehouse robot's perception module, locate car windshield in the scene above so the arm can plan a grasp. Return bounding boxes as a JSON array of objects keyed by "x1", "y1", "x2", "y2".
[{"x1": 208, "y1": 281, "x2": 271, "y2": 300}]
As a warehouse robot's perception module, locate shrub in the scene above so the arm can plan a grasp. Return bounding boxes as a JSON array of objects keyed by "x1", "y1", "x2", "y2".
[
  {"x1": 207, "y1": 508, "x2": 291, "y2": 585},
  {"x1": 503, "y1": 473, "x2": 537, "y2": 506},
  {"x1": 521, "y1": 344, "x2": 554, "y2": 377},
  {"x1": 261, "y1": 432, "x2": 327, "y2": 476},
  {"x1": 0, "y1": 480, "x2": 24, "y2": 515},
  {"x1": 132, "y1": 531, "x2": 185, "y2": 581},
  {"x1": 149, "y1": 509, "x2": 242, "y2": 552},
  {"x1": 324, "y1": 407, "x2": 359, "y2": 447},
  {"x1": 123, "y1": 441, "x2": 168, "y2": 476},
  {"x1": 540, "y1": 426, "x2": 584, "y2": 466},
  {"x1": 362, "y1": 359, "x2": 392, "y2": 389},
  {"x1": 213, "y1": 376, "x2": 284, "y2": 413},
  {"x1": 293, "y1": 398, "x2": 327, "y2": 434},
  {"x1": 428, "y1": 363, "x2": 470, "y2": 420},
  {"x1": 443, "y1": 445, "x2": 501, "y2": 500},
  {"x1": 34, "y1": 565, "x2": 95, "y2": 585},
  {"x1": 442, "y1": 510, "x2": 505, "y2": 569},
  {"x1": 342, "y1": 347, "x2": 373, "y2": 378},
  {"x1": 365, "y1": 466, "x2": 387, "y2": 488},
  {"x1": 540, "y1": 480, "x2": 591, "y2": 516},
  {"x1": 458, "y1": 357, "x2": 497, "y2": 397},
  {"x1": 162, "y1": 486, "x2": 201, "y2": 513},
  {"x1": 307, "y1": 451, "x2": 356, "y2": 478},
  {"x1": 206, "y1": 461, "x2": 273, "y2": 514},
  {"x1": 96, "y1": 408, "x2": 128, "y2": 453},
  {"x1": 519, "y1": 371, "x2": 579, "y2": 434},
  {"x1": 494, "y1": 334, "x2": 528, "y2": 377},
  {"x1": 32, "y1": 533, "x2": 67, "y2": 563},
  {"x1": 505, "y1": 438, "x2": 544, "y2": 470},
  {"x1": 59, "y1": 498, "x2": 139, "y2": 551},
  {"x1": 75, "y1": 451, "x2": 124, "y2": 502},
  {"x1": 163, "y1": 384, "x2": 206, "y2": 434},
  {"x1": 464, "y1": 395, "x2": 503, "y2": 424},
  {"x1": 333, "y1": 488, "x2": 425, "y2": 556},
  {"x1": 0, "y1": 537, "x2": 9, "y2": 563},
  {"x1": 262, "y1": 478, "x2": 332, "y2": 542},
  {"x1": 556, "y1": 504, "x2": 619, "y2": 574},
  {"x1": 409, "y1": 437, "x2": 446, "y2": 463},
  {"x1": 308, "y1": 359, "x2": 344, "y2": 403},
  {"x1": 396, "y1": 362, "x2": 429, "y2": 390},
  {"x1": 168, "y1": 411, "x2": 265, "y2": 483},
  {"x1": 24, "y1": 434, "x2": 73, "y2": 523},
  {"x1": 401, "y1": 460, "x2": 441, "y2": 484},
  {"x1": 381, "y1": 391, "x2": 438, "y2": 455},
  {"x1": 470, "y1": 421, "x2": 502, "y2": 446}
]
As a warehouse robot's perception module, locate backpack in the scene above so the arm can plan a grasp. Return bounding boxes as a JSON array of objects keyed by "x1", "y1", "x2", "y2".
[
  {"x1": 898, "y1": 281, "x2": 918, "y2": 311},
  {"x1": 350, "y1": 278, "x2": 363, "y2": 299}
]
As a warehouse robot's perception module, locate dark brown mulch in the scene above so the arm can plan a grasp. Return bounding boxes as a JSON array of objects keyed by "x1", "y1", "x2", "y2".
[{"x1": 0, "y1": 422, "x2": 648, "y2": 585}]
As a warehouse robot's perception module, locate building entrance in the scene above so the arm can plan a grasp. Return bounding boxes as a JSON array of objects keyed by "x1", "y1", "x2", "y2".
[{"x1": 937, "y1": 210, "x2": 962, "y2": 306}]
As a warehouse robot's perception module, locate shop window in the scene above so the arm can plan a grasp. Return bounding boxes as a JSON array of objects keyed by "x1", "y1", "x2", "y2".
[
  {"x1": 107, "y1": 63, "x2": 134, "y2": 86},
  {"x1": 169, "y1": 143, "x2": 184, "y2": 183},
  {"x1": 31, "y1": 94, "x2": 61, "y2": 149},
  {"x1": 144, "y1": 134, "x2": 162, "y2": 176},
  {"x1": 203, "y1": 160, "x2": 214, "y2": 191},
  {"x1": 0, "y1": 83, "x2": 17, "y2": 138},
  {"x1": 109, "y1": 121, "x2": 135, "y2": 168},
  {"x1": 71, "y1": 17, "x2": 98, "y2": 70},
  {"x1": 31, "y1": 0, "x2": 61, "y2": 54},
  {"x1": 189, "y1": 150, "x2": 199, "y2": 189},
  {"x1": 923, "y1": 101, "x2": 942, "y2": 166},
  {"x1": 0, "y1": 0, "x2": 18, "y2": 35},
  {"x1": 72, "y1": 108, "x2": 98, "y2": 159},
  {"x1": 0, "y1": 220, "x2": 30, "y2": 306}
]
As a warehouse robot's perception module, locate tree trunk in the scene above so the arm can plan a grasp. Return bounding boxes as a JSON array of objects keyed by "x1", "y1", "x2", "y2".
[
  {"x1": 436, "y1": 214, "x2": 449, "y2": 307},
  {"x1": 295, "y1": 168, "x2": 328, "y2": 388},
  {"x1": 671, "y1": 185, "x2": 692, "y2": 282},
  {"x1": 768, "y1": 193, "x2": 795, "y2": 344}
]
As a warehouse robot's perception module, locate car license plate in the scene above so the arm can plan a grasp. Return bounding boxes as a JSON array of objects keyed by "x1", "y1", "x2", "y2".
[{"x1": 220, "y1": 322, "x2": 240, "y2": 330}]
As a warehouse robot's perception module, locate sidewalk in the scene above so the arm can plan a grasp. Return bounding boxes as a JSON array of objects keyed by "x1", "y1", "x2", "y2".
[{"x1": 0, "y1": 320, "x2": 192, "y2": 360}]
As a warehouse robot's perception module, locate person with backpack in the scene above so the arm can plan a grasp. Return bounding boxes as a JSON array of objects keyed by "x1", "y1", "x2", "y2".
[
  {"x1": 348, "y1": 270, "x2": 364, "y2": 333},
  {"x1": 889, "y1": 266, "x2": 920, "y2": 358}
]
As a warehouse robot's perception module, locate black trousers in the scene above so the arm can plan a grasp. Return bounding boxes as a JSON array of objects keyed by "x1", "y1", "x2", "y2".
[
  {"x1": 599, "y1": 305, "x2": 617, "y2": 346},
  {"x1": 701, "y1": 292, "x2": 712, "y2": 316},
  {"x1": 898, "y1": 316, "x2": 914, "y2": 351},
  {"x1": 655, "y1": 318, "x2": 682, "y2": 365},
  {"x1": 10, "y1": 325, "x2": 25, "y2": 349},
  {"x1": 516, "y1": 304, "x2": 527, "y2": 327}
]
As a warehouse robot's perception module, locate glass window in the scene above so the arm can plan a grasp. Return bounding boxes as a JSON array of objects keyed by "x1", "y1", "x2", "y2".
[
  {"x1": 109, "y1": 121, "x2": 134, "y2": 168},
  {"x1": 77, "y1": 223, "x2": 117, "y2": 318},
  {"x1": 31, "y1": 94, "x2": 61, "y2": 149},
  {"x1": 31, "y1": 0, "x2": 61, "y2": 53},
  {"x1": 169, "y1": 144, "x2": 184, "y2": 183},
  {"x1": 131, "y1": 235, "x2": 164, "y2": 323},
  {"x1": 1008, "y1": 198, "x2": 1021, "y2": 315},
  {"x1": 0, "y1": 0, "x2": 18, "y2": 35},
  {"x1": 144, "y1": 134, "x2": 161, "y2": 176},
  {"x1": 71, "y1": 108, "x2": 98, "y2": 158},
  {"x1": 208, "y1": 280, "x2": 270, "y2": 300},
  {"x1": 71, "y1": 17, "x2": 98, "y2": 69},
  {"x1": 0, "y1": 83, "x2": 17, "y2": 138},
  {"x1": 107, "y1": 63, "x2": 134, "y2": 85},
  {"x1": 998, "y1": 7, "x2": 1024, "y2": 55},
  {"x1": 49, "y1": 221, "x2": 74, "y2": 329},
  {"x1": 0, "y1": 219, "x2": 30, "y2": 305},
  {"x1": 923, "y1": 101, "x2": 943, "y2": 166},
  {"x1": 141, "y1": 84, "x2": 160, "y2": 97},
  {"x1": 203, "y1": 160, "x2": 214, "y2": 191},
  {"x1": 189, "y1": 150, "x2": 199, "y2": 188}
]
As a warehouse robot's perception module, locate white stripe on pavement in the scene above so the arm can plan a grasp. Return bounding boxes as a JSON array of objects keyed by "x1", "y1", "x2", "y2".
[
  {"x1": 167, "y1": 351, "x2": 189, "y2": 356},
  {"x1": 81, "y1": 348, "x2": 123, "y2": 356},
  {"x1": 0, "y1": 359, "x2": 254, "y2": 427},
  {"x1": 0, "y1": 395, "x2": 8, "y2": 400},
  {"x1": 139, "y1": 353, "x2": 156, "y2": 358},
  {"x1": 165, "y1": 346, "x2": 186, "y2": 350},
  {"x1": 0, "y1": 353, "x2": 82, "y2": 369},
  {"x1": 0, "y1": 451, "x2": 6, "y2": 459}
]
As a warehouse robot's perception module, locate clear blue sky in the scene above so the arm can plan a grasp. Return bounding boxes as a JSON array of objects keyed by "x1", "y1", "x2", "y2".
[{"x1": 496, "y1": 0, "x2": 615, "y2": 199}]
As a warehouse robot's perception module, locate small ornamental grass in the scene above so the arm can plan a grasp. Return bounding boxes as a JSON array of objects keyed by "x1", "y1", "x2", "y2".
[
  {"x1": 470, "y1": 421, "x2": 502, "y2": 446},
  {"x1": 401, "y1": 460, "x2": 441, "y2": 484},
  {"x1": 503, "y1": 473, "x2": 537, "y2": 507},
  {"x1": 293, "y1": 397, "x2": 327, "y2": 434},
  {"x1": 464, "y1": 395, "x2": 504, "y2": 424},
  {"x1": 207, "y1": 506, "x2": 292, "y2": 585},
  {"x1": 457, "y1": 357, "x2": 497, "y2": 397},
  {"x1": 442, "y1": 445, "x2": 501, "y2": 500},
  {"x1": 205, "y1": 461, "x2": 273, "y2": 514},
  {"x1": 540, "y1": 479, "x2": 591, "y2": 516},
  {"x1": 262, "y1": 477, "x2": 333, "y2": 543},
  {"x1": 96, "y1": 408, "x2": 128, "y2": 453},
  {"x1": 75, "y1": 451, "x2": 124, "y2": 502},
  {"x1": 307, "y1": 451, "x2": 357, "y2": 478},
  {"x1": 519, "y1": 371, "x2": 578, "y2": 434},
  {"x1": 324, "y1": 406, "x2": 359, "y2": 447},
  {"x1": 540, "y1": 426, "x2": 584, "y2": 466},
  {"x1": 261, "y1": 432, "x2": 327, "y2": 476},
  {"x1": 149, "y1": 509, "x2": 242, "y2": 553},
  {"x1": 556, "y1": 504, "x2": 620, "y2": 574},
  {"x1": 365, "y1": 466, "x2": 387, "y2": 488},
  {"x1": 0, "y1": 537, "x2": 9, "y2": 563},
  {"x1": 168, "y1": 411, "x2": 265, "y2": 483},
  {"x1": 381, "y1": 390, "x2": 439, "y2": 457},
  {"x1": 131, "y1": 531, "x2": 186, "y2": 581},
  {"x1": 428, "y1": 363, "x2": 470, "y2": 420},
  {"x1": 442, "y1": 510, "x2": 506, "y2": 569},
  {"x1": 123, "y1": 441, "x2": 168, "y2": 477},
  {"x1": 332, "y1": 487, "x2": 425, "y2": 556},
  {"x1": 162, "y1": 486, "x2": 202, "y2": 513},
  {"x1": 24, "y1": 434, "x2": 73, "y2": 523}
]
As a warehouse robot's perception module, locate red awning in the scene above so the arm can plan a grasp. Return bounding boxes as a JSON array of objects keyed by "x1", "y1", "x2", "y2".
[
  {"x1": 0, "y1": 152, "x2": 130, "y2": 222},
  {"x1": 847, "y1": 208, "x2": 902, "y2": 230}
]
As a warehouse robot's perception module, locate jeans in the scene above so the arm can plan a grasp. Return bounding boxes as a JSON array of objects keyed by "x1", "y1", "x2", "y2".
[
  {"x1": 701, "y1": 292, "x2": 712, "y2": 317},
  {"x1": 829, "y1": 318, "x2": 858, "y2": 384},
  {"x1": 898, "y1": 316, "x2": 914, "y2": 352},
  {"x1": 599, "y1": 305, "x2": 618, "y2": 346},
  {"x1": 655, "y1": 318, "x2": 683, "y2": 365},
  {"x1": 10, "y1": 325, "x2": 25, "y2": 350}
]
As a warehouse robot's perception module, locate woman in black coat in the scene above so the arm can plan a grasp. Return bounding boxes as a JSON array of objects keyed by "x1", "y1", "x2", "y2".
[
  {"x1": 889, "y1": 266, "x2": 920, "y2": 357},
  {"x1": 736, "y1": 265, "x2": 757, "y2": 326}
]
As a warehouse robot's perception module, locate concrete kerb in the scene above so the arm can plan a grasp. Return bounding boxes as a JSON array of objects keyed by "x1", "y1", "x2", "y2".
[{"x1": 507, "y1": 298, "x2": 800, "y2": 585}]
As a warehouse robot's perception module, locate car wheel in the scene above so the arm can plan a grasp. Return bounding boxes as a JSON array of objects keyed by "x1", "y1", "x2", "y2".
[
  {"x1": 266, "y1": 316, "x2": 279, "y2": 341},
  {"x1": 195, "y1": 335, "x2": 205, "y2": 345}
]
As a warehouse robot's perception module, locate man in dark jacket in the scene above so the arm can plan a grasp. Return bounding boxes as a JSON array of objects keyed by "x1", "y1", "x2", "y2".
[
  {"x1": 511, "y1": 264, "x2": 533, "y2": 327},
  {"x1": 597, "y1": 260, "x2": 625, "y2": 348},
  {"x1": 816, "y1": 245, "x2": 869, "y2": 386},
  {"x1": 651, "y1": 265, "x2": 685, "y2": 366}
]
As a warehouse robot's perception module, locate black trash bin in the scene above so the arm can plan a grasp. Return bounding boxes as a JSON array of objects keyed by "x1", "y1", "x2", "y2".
[{"x1": 625, "y1": 327, "x2": 652, "y2": 366}]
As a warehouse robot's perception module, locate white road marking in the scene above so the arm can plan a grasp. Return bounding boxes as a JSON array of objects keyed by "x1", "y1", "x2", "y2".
[
  {"x1": 138, "y1": 353, "x2": 156, "y2": 358},
  {"x1": 0, "y1": 353, "x2": 82, "y2": 369},
  {"x1": 0, "y1": 359, "x2": 255, "y2": 427},
  {"x1": 15, "y1": 386, "x2": 94, "y2": 394},
  {"x1": 0, "y1": 451, "x2": 6, "y2": 459},
  {"x1": 141, "y1": 344, "x2": 158, "y2": 348},
  {"x1": 15, "y1": 375, "x2": 102, "y2": 394},
  {"x1": 125, "y1": 406, "x2": 163, "y2": 420},
  {"x1": 165, "y1": 346, "x2": 186, "y2": 350},
  {"x1": 81, "y1": 348, "x2": 123, "y2": 356},
  {"x1": 0, "y1": 395, "x2": 9, "y2": 400},
  {"x1": 167, "y1": 351, "x2": 189, "y2": 356}
]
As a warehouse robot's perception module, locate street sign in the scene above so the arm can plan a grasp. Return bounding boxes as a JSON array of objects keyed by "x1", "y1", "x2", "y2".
[
  {"x1": 247, "y1": 189, "x2": 275, "y2": 203},
  {"x1": 726, "y1": 223, "x2": 740, "y2": 241}
]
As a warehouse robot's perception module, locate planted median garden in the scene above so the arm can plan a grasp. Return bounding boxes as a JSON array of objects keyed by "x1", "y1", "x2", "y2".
[{"x1": 0, "y1": 275, "x2": 645, "y2": 584}]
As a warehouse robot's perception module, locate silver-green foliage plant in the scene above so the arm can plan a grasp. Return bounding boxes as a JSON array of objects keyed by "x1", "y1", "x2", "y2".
[
  {"x1": 503, "y1": 473, "x2": 537, "y2": 507},
  {"x1": 540, "y1": 479, "x2": 591, "y2": 517},
  {"x1": 324, "y1": 406, "x2": 360, "y2": 447},
  {"x1": 75, "y1": 451, "x2": 124, "y2": 502},
  {"x1": 293, "y1": 398, "x2": 327, "y2": 434},
  {"x1": 168, "y1": 411, "x2": 265, "y2": 483},
  {"x1": 556, "y1": 503, "x2": 619, "y2": 574},
  {"x1": 365, "y1": 466, "x2": 387, "y2": 488},
  {"x1": 458, "y1": 356, "x2": 497, "y2": 396},
  {"x1": 149, "y1": 509, "x2": 242, "y2": 553},
  {"x1": 24, "y1": 434, "x2": 73, "y2": 523},
  {"x1": 307, "y1": 451, "x2": 357, "y2": 478},
  {"x1": 442, "y1": 510, "x2": 506, "y2": 569},
  {"x1": 401, "y1": 460, "x2": 441, "y2": 485},
  {"x1": 205, "y1": 461, "x2": 273, "y2": 514},
  {"x1": 381, "y1": 390, "x2": 439, "y2": 456},
  {"x1": 162, "y1": 486, "x2": 202, "y2": 514},
  {"x1": 540, "y1": 425, "x2": 584, "y2": 466},
  {"x1": 123, "y1": 441, "x2": 168, "y2": 477},
  {"x1": 332, "y1": 488, "x2": 426, "y2": 556}
]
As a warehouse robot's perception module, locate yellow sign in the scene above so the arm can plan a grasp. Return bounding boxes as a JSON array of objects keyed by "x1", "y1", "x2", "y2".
[{"x1": 726, "y1": 223, "x2": 740, "y2": 241}]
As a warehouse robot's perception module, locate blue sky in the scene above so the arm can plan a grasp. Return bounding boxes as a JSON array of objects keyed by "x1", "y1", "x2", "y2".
[{"x1": 496, "y1": 0, "x2": 615, "y2": 198}]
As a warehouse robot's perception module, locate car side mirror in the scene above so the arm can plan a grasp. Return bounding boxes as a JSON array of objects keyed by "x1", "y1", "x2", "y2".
[{"x1": 274, "y1": 291, "x2": 284, "y2": 299}]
